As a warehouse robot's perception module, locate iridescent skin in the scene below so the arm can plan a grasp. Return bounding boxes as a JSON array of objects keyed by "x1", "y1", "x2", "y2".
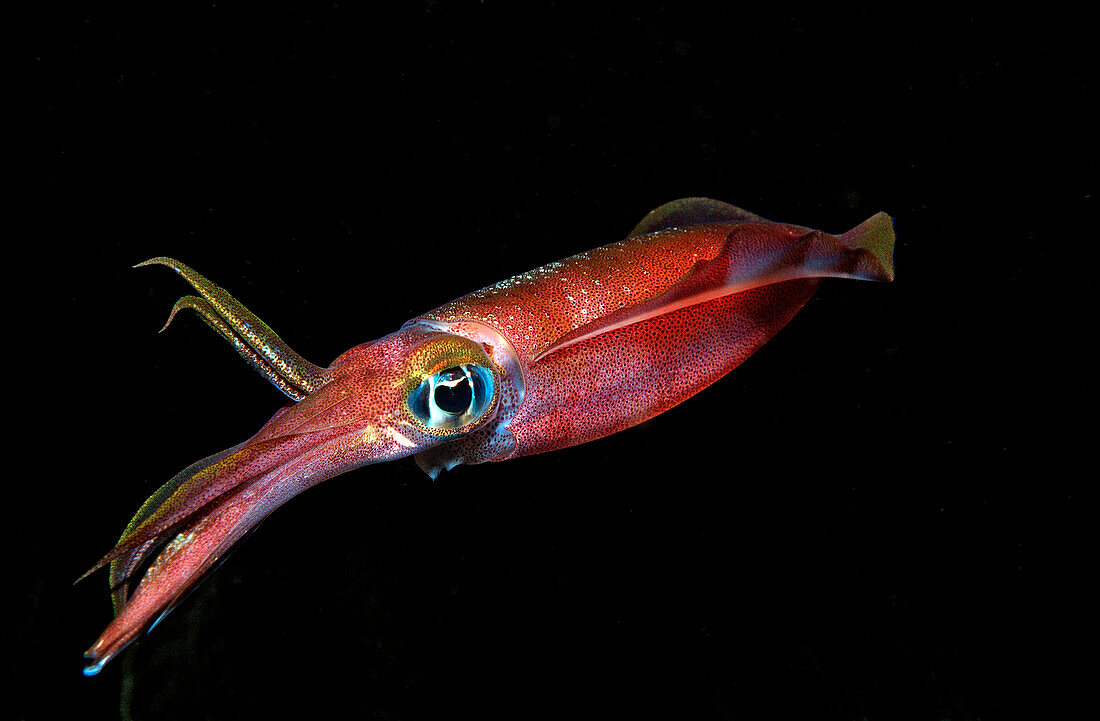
[{"x1": 79, "y1": 198, "x2": 895, "y2": 675}]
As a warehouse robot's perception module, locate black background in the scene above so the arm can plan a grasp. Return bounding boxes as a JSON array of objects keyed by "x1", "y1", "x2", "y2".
[{"x1": 17, "y1": 4, "x2": 1090, "y2": 720}]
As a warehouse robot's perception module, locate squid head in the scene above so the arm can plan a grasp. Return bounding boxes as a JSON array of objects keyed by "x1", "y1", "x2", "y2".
[{"x1": 78, "y1": 258, "x2": 521, "y2": 675}]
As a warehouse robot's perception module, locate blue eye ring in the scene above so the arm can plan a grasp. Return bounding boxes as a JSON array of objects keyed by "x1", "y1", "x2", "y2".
[{"x1": 407, "y1": 363, "x2": 496, "y2": 432}]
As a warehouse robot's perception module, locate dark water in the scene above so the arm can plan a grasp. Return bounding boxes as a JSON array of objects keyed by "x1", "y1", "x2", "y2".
[{"x1": 18, "y1": 5, "x2": 1088, "y2": 720}]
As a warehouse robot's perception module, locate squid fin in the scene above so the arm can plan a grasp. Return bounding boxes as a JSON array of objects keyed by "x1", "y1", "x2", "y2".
[
  {"x1": 839, "y1": 211, "x2": 895, "y2": 282},
  {"x1": 628, "y1": 197, "x2": 768, "y2": 238},
  {"x1": 536, "y1": 213, "x2": 895, "y2": 362}
]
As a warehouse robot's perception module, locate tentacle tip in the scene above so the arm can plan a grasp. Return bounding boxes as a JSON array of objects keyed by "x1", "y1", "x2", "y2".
[
  {"x1": 73, "y1": 566, "x2": 98, "y2": 587},
  {"x1": 158, "y1": 296, "x2": 198, "y2": 333},
  {"x1": 133, "y1": 257, "x2": 181, "y2": 272},
  {"x1": 82, "y1": 659, "x2": 105, "y2": 677},
  {"x1": 82, "y1": 646, "x2": 108, "y2": 676}
]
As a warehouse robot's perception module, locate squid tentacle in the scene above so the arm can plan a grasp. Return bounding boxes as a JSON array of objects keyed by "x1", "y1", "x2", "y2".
[
  {"x1": 78, "y1": 378, "x2": 360, "y2": 600},
  {"x1": 77, "y1": 435, "x2": 303, "y2": 587},
  {"x1": 103, "y1": 442, "x2": 246, "y2": 612},
  {"x1": 135, "y1": 257, "x2": 330, "y2": 396},
  {"x1": 160, "y1": 295, "x2": 309, "y2": 401}
]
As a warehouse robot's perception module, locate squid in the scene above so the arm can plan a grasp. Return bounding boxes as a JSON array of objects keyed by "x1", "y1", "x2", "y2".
[{"x1": 78, "y1": 198, "x2": 895, "y2": 675}]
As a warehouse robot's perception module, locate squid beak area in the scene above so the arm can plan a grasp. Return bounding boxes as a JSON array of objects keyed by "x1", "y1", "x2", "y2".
[{"x1": 81, "y1": 372, "x2": 428, "y2": 676}]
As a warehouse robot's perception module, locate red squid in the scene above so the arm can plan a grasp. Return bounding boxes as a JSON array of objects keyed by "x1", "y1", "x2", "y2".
[{"x1": 78, "y1": 197, "x2": 895, "y2": 675}]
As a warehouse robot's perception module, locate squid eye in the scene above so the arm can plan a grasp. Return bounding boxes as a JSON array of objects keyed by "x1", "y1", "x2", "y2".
[{"x1": 408, "y1": 363, "x2": 496, "y2": 432}]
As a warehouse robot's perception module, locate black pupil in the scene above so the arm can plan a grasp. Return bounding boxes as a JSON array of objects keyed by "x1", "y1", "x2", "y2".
[{"x1": 434, "y1": 368, "x2": 472, "y2": 415}]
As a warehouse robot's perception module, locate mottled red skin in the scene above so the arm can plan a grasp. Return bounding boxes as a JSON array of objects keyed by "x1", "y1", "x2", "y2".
[
  {"x1": 422, "y1": 222, "x2": 819, "y2": 457},
  {"x1": 84, "y1": 209, "x2": 891, "y2": 674}
]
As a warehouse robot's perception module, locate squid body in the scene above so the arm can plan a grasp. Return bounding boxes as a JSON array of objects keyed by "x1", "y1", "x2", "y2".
[{"x1": 79, "y1": 198, "x2": 895, "y2": 675}]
